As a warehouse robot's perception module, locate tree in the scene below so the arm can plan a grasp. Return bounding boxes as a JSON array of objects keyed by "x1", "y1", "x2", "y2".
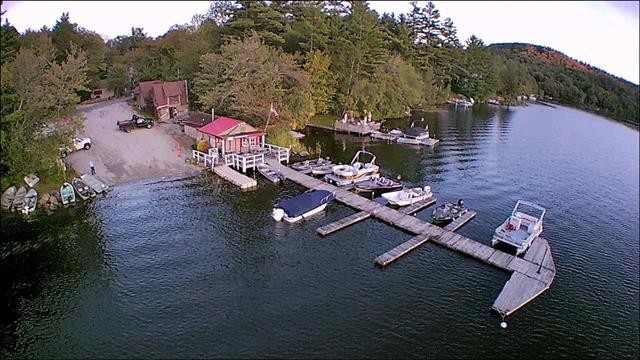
[
  {"x1": 106, "y1": 62, "x2": 128, "y2": 97},
  {"x1": 1, "y1": 19, "x2": 21, "y2": 65},
  {"x1": 195, "y1": 33, "x2": 313, "y2": 128},
  {"x1": 304, "y1": 50, "x2": 336, "y2": 114}
]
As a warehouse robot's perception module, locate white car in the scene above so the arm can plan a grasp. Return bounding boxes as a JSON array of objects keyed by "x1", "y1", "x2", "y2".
[{"x1": 60, "y1": 136, "x2": 92, "y2": 158}]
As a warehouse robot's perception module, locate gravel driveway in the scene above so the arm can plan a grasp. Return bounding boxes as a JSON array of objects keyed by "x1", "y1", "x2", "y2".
[{"x1": 67, "y1": 98, "x2": 198, "y2": 185}]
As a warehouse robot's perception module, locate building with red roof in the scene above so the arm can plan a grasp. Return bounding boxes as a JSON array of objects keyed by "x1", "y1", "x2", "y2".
[
  {"x1": 197, "y1": 116, "x2": 265, "y2": 154},
  {"x1": 134, "y1": 80, "x2": 189, "y2": 121}
]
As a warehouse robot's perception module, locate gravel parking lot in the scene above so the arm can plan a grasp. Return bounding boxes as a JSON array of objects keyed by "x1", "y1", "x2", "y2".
[{"x1": 67, "y1": 98, "x2": 198, "y2": 186}]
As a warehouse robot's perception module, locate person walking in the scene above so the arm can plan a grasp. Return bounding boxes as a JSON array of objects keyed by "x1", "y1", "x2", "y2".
[{"x1": 89, "y1": 160, "x2": 96, "y2": 175}]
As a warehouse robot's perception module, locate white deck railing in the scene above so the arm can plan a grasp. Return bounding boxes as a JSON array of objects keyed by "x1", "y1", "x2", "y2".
[
  {"x1": 192, "y1": 150, "x2": 214, "y2": 168},
  {"x1": 231, "y1": 153, "x2": 265, "y2": 173},
  {"x1": 263, "y1": 143, "x2": 290, "y2": 164}
]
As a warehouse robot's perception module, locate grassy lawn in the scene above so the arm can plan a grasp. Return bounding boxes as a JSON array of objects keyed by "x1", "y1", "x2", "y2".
[
  {"x1": 1, "y1": 163, "x2": 78, "y2": 195},
  {"x1": 308, "y1": 114, "x2": 336, "y2": 127}
]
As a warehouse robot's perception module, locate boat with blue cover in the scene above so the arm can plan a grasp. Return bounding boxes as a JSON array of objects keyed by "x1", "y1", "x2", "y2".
[{"x1": 272, "y1": 189, "x2": 335, "y2": 223}]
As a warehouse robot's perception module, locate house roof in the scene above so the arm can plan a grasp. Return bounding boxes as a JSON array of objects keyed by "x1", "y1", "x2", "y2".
[
  {"x1": 197, "y1": 116, "x2": 262, "y2": 138},
  {"x1": 183, "y1": 111, "x2": 213, "y2": 128},
  {"x1": 136, "y1": 80, "x2": 188, "y2": 107}
]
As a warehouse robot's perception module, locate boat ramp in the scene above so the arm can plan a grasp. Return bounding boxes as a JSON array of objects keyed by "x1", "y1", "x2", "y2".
[{"x1": 265, "y1": 157, "x2": 555, "y2": 319}]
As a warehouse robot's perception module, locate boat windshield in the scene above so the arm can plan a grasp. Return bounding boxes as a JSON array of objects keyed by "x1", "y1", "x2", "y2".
[{"x1": 512, "y1": 201, "x2": 546, "y2": 222}]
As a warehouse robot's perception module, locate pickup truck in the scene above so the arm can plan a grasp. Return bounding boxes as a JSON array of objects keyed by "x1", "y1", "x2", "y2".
[
  {"x1": 117, "y1": 114, "x2": 154, "y2": 133},
  {"x1": 60, "y1": 136, "x2": 92, "y2": 158}
]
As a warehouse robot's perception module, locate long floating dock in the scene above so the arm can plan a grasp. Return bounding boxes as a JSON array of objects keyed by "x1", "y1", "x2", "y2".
[
  {"x1": 266, "y1": 157, "x2": 556, "y2": 318},
  {"x1": 375, "y1": 210, "x2": 476, "y2": 267},
  {"x1": 213, "y1": 165, "x2": 256, "y2": 189}
]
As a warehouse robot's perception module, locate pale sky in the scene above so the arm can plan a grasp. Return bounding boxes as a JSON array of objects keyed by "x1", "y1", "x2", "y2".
[{"x1": 2, "y1": 1, "x2": 638, "y2": 84}]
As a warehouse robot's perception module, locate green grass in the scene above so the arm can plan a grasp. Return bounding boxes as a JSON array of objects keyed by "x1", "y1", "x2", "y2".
[
  {"x1": 1, "y1": 164, "x2": 78, "y2": 195},
  {"x1": 307, "y1": 114, "x2": 336, "y2": 127}
]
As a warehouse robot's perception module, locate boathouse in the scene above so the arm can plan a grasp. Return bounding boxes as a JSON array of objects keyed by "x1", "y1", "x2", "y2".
[
  {"x1": 134, "y1": 80, "x2": 189, "y2": 121},
  {"x1": 197, "y1": 116, "x2": 265, "y2": 154}
]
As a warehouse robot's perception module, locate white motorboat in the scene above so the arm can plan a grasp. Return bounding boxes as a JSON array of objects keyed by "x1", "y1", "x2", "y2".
[
  {"x1": 331, "y1": 150, "x2": 379, "y2": 179},
  {"x1": 60, "y1": 182, "x2": 76, "y2": 205},
  {"x1": 491, "y1": 200, "x2": 546, "y2": 255},
  {"x1": 311, "y1": 163, "x2": 335, "y2": 176},
  {"x1": 395, "y1": 126, "x2": 430, "y2": 144},
  {"x1": 382, "y1": 186, "x2": 433, "y2": 206},
  {"x1": 272, "y1": 189, "x2": 335, "y2": 223}
]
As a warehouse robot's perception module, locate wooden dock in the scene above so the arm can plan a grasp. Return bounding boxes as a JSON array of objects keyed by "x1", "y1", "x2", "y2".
[
  {"x1": 213, "y1": 165, "x2": 257, "y2": 189},
  {"x1": 317, "y1": 197, "x2": 436, "y2": 236},
  {"x1": 443, "y1": 211, "x2": 477, "y2": 231},
  {"x1": 265, "y1": 157, "x2": 556, "y2": 318},
  {"x1": 375, "y1": 209, "x2": 476, "y2": 267}
]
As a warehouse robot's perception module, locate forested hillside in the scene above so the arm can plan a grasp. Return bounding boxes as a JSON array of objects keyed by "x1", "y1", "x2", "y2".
[
  {"x1": 490, "y1": 43, "x2": 639, "y2": 127},
  {"x1": 1, "y1": 1, "x2": 638, "y2": 182}
]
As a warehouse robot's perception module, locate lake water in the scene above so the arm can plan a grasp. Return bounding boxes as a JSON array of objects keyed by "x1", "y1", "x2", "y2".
[{"x1": 1, "y1": 104, "x2": 638, "y2": 358}]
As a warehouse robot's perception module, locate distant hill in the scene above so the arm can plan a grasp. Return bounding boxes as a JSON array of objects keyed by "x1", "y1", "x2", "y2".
[{"x1": 489, "y1": 43, "x2": 639, "y2": 127}]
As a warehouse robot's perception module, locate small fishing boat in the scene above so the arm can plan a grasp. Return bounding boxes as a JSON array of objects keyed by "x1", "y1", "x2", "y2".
[
  {"x1": 290, "y1": 157, "x2": 331, "y2": 174},
  {"x1": 81, "y1": 174, "x2": 109, "y2": 193},
  {"x1": 257, "y1": 163, "x2": 283, "y2": 183},
  {"x1": 382, "y1": 186, "x2": 433, "y2": 206},
  {"x1": 272, "y1": 189, "x2": 335, "y2": 223},
  {"x1": 311, "y1": 162, "x2": 335, "y2": 176},
  {"x1": 12, "y1": 186, "x2": 27, "y2": 212},
  {"x1": 2, "y1": 186, "x2": 16, "y2": 210},
  {"x1": 395, "y1": 126, "x2": 429, "y2": 144},
  {"x1": 354, "y1": 177, "x2": 403, "y2": 193},
  {"x1": 72, "y1": 177, "x2": 96, "y2": 200},
  {"x1": 22, "y1": 188, "x2": 37, "y2": 215},
  {"x1": 432, "y1": 199, "x2": 468, "y2": 225},
  {"x1": 60, "y1": 182, "x2": 76, "y2": 205},
  {"x1": 370, "y1": 131, "x2": 399, "y2": 141},
  {"x1": 491, "y1": 200, "x2": 546, "y2": 255},
  {"x1": 389, "y1": 129, "x2": 404, "y2": 137}
]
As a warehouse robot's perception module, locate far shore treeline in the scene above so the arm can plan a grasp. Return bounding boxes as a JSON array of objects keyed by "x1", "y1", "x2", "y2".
[{"x1": 1, "y1": 1, "x2": 638, "y2": 185}]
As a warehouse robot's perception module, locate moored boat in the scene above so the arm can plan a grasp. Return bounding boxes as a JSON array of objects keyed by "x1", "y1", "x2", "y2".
[
  {"x1": 354, "y1": 177, "x2": 403, "y2": 194},
  {"x1": 382, "y1": 186, "x2": 433, "y2": 206},
  {"x1": 325, "y1": 150, "x2": 380, "y2": 186},
  {"x1": 72, "y1": 178, "x2": 96, "y2": 200},
  {"x1": 491, "y1": 200, "x2": 546, "y2": 255},
  {"x1": 12, "y1": 186, "x2": 27, "y2": 212},
  {"x1": 2, "y1": 186, "x2": 17, "y2": 210},
  {"x1": 290, "y1": 157, "x2": 331, "y2": 174},
  {"x1": 81, "y1": 174, "x2": 109, "y2": 193},
  {"x1": 257, "y1": 163, "x2": 283, "y2": 183},
  {"x1": 310, "y1": 163, "x2": 335, "y2": 176},
  {"x1": 22, "y1": 188, "x2": 37, "y2": 215},
  {"x1": 432, "y1": 199, "x2": 468, "y2": 225},
  {"x1": 60, "y1": 182, "x2": 76, "y2": 205},
  {"x1": 272, "y1": 189, "x2": 335, "y2": 223}
]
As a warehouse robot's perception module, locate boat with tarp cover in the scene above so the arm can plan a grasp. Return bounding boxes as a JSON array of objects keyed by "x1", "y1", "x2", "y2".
[{"x1": 272, "y1": 189, "x2": 335, "y2": 223}]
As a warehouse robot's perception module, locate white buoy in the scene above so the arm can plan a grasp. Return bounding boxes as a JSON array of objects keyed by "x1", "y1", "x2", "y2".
[{"x1": 500, "y1": 321, "x2": 507, "y2": 329}]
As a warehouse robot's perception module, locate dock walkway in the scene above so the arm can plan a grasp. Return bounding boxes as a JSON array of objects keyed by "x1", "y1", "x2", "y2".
[
  {"x1": 213, "y1": 165, "x2": 256, "y2": 189},
  {"x1": 266, "y1": 157, "x2": 556, "y2": 317}
]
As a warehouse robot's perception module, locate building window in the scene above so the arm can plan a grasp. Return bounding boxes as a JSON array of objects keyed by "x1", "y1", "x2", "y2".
[
  {"x1": 249, "y1": 137, "x2": 257, "y2": 146},
  {"x1": 241, "y1": 138, "x2": 249, "y2": 147}
]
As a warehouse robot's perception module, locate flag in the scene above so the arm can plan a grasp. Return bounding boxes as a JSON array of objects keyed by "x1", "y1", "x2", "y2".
[{"x1": 270, "y1": 104, "x2": 279, "y2": 117}]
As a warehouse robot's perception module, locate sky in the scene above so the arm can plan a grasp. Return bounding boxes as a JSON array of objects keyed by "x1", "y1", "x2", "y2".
[{"x1": 2, "y1": 1, "x2": 639, "y2": 84}]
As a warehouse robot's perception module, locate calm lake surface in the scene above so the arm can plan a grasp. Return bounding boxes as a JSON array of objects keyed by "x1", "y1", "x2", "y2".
[{"x1": 1, "y1": 104, "x2": 638, "y2": 358}]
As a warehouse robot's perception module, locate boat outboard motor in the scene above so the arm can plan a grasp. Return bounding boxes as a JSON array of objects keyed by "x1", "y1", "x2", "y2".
[
  {"x1": 272, "y1": 208, "x2": 285, "y2": 221},
  {"x1": 457, "y1": 199, "x2": 464, "y2": 206}
]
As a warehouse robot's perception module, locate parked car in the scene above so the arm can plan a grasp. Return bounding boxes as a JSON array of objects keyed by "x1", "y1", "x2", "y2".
[
  {"x1": 117, "y1": 114, "x2": 154, "y2": 132},
  {"x1": 60, "y1": 136, "x2": 92, "y2": 158}
]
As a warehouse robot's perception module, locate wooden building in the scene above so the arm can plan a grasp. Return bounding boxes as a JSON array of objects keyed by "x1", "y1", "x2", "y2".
[
  {"x1": 134, "y1": 80, "x2": 189, "y2": 121},
  {"x1": 182, "y1": 112, "x2": 212, "y2": 139},
  {"x1": 197, "y1": 116, "x2": 265, "y2": 154}
]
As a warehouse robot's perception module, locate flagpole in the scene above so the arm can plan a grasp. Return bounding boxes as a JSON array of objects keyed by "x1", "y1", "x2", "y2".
[{"x1": 264, "y1": 102, "x2": 272, "y2": 134}]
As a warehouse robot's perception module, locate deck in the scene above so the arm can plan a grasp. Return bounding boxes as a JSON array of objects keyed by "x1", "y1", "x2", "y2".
[
  {"x1": 213, "y1": 165, "x2": 256, "y2": 189},
  {"x1": 266, "y1": 157, "x2": 556, "y2": 318}
]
